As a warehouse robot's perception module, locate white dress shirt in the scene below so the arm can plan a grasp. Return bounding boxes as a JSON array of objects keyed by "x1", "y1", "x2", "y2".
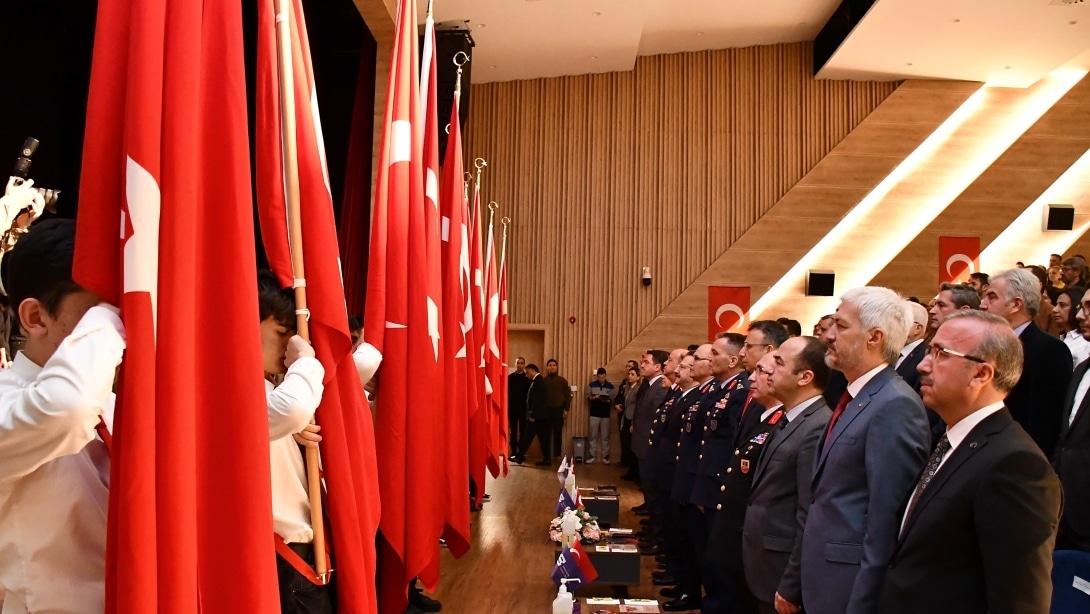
[
  {"x1": 0, "y1": 306, "x2": 125, "y2": 614},
  {"x1": 895, "y1": 339, "x2": 925, "y2": 369},
  {"x1": 1071, "y1": 364, "x2": 1090, "y2": 427},
  {"x1": 785, "y1": 395, "x2": 823, "y2": 423},
  {"x1": 846, "y1": 363, "x2": 888, "y2": 398},
  {"x1": 267, "y1": 356, "x2": 325, "y2": 545},
  {"x1": 1063, "y1": 330, "x2": 1090, "y2": 371}
]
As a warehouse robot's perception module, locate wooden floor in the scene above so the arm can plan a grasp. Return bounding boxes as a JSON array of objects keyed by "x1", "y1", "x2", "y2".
[{"x1": 426, "y1": 455, "x2": 691, "y2": 613}]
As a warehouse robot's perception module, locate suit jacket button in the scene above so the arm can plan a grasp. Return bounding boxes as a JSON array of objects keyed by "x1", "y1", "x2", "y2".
[
  {"x1": 675, "y1": 456, "x2": 680, "y2": 461},
  {"x1": 716, "y1": 503, "x2": 722, "y2": 511},
  {"x1": 727, "y1": 467, "x2": 732, "y2": 473},
  {"x1": 720, "y1": 485, "x2": 725, "y2": 492},
  {"x1": 699, "y1": 454, "x2": 703, "y2": 459},
  {"x1": 704, "y1": 426, "x2": 708, "y2": 431},
  {"x1": 650, "y1": 429, "x2": 655, "y2": 434},
  {"x1": 734, "y1": 450, "x2": 740, "y2": 456}
]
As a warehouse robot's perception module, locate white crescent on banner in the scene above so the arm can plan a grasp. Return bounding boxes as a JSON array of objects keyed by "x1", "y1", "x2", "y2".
[
  {"x1": 714, "y1": 303, "x2": 746, "y2": 330},
  {"x1": 946, "y1": 253, "x2": 976, "y2": 278},
  {"x1": 123, "y1": 156, "x2": 161, "y2": 335}
]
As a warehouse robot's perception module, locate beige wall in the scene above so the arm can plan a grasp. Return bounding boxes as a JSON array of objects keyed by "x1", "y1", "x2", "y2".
[{"x1": 464, "y1": 42, "x2": 898, "y2": 440}]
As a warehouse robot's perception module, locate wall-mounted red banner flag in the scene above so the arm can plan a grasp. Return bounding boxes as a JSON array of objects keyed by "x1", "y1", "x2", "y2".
[
  {"x1": 708, "y1": 286, "x2": 751, "y2": 339},
  {"x1": 939, "y1": 236, "x2": 981, "y2": 284}
]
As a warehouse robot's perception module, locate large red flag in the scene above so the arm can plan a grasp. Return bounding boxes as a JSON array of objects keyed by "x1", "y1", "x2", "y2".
[
  {"x1": 255, "y1": 0, "x2": 381, "y2": 610},
  {"x1": 483, "y1": 210, "x2": 505, "y2": 477},
  {"x1": 363, "y1": 0, "x2": 442, "y2": 609},
  {"x1": 438, "y1": 70, "x2": 472, "y2": 559},
  {"x1": 467, "y1": 178, "x2": 490, "y2": 506},
  {"x1": 74, "y1": 0, "x2": 278, "y2": 611},
  {"x1": 938, "y1": 236, "x2": 981, "y2": 284},
  {"x1": 498, "y1": 223, "x2": 510, "y2": 476}
]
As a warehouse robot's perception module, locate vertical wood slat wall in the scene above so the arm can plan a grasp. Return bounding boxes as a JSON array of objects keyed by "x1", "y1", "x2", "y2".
[{"x1": 464, "y1": 43, "x2": 897, "y2": 440}]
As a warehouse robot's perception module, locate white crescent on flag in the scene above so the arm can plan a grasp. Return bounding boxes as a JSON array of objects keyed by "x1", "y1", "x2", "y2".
[
  {"x1": 123, "y1": 156, "x2": 161, "y2": 334},
  {"x1": 714, "y1": 303, "x2": 746, "y2": 329},
  {"x1": 946, "y1": 253, "x2": 975, "y2": 278}
]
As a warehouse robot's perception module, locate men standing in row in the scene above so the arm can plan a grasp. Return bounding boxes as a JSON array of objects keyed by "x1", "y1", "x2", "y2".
[
  {"x1": 896, "y1": 301, "x2": 930, "y2": 393},
  {"x1": 655, "y1": 353, "x2": 700, "y2": 593},
  {"x1": 878, "y1": 311, "x2": 1062, "y2": 613},
  {"x1": 586, "y1": 367, "x2": 615, "y2": 464},
  {"x1": 742, "y1": 336, "x2": 831, "y2": 614},
  {"x1": 802, "y1": 287, "x2": 930, "y2": 614},
  {"x1": 507, "y1": 357, "x2": 532, "y2": 457},
  {"x1": 1055, "y1": 292, "x2": 1090, "y2": 552},
  {"x1": 640, "y1": 349, "x2": 685, "y2": 557},
  {"x1": 542, "y1": 359, "x2": 571, "y2": 460},
  {"x1": 981, "y1": 268, "x2": 1071, "y2": 456}
]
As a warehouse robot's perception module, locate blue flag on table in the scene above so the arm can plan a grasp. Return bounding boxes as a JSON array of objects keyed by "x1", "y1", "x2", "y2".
[
  {"x1": 556, "y1": 486, "x2": 577, "y2": 515},
  {"x1": 551, "y1": 546, "x2": 586, "y2": 588}
]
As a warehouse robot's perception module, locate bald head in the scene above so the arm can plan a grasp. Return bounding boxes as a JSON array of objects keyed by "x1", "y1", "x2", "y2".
[{"x1": 905, "y1": 301, "x2": 929, "y2": 344}]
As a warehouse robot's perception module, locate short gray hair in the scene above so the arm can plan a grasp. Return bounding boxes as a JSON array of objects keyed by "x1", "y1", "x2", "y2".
[
  {"x1": 841, "y1": 286, "x2": 910, "y2": 365},
  {"x1": 942, "y1": 310, "x2": 1023, "y2": 394},
  {"x1": 992, "y1": 268, "x2": 1041, "y2": 317}
]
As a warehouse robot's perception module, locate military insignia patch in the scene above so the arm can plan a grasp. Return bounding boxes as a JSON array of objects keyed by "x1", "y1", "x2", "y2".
[{"x1": 740, "y1": 459, "x2": 750, "y2": 473}]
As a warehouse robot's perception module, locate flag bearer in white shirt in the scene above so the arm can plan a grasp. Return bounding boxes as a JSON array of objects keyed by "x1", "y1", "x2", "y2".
[
  {"x1": 256, "y1": 271, "x2": 332, "y2": 614},
  {"x1": 0, "y1": 218, "x2": 126, "y2": 614}
]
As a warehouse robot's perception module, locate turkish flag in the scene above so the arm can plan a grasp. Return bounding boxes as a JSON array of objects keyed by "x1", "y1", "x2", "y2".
[
  {"x1": 708, "y1": 286, "x2": 751, "y2": 339},
  {"x1": 467, "y1": 180, "x2": 490, "y2": 506},
  {"x1": 362, "y1": 0, "x2": 444, "y2": 609},
  {"x1": 939, "y1": 236, "x2": 981, "y2": 284},
  {"x1": 75, "y1": 0, "x2": 278, "y2": 611},
  {"x1": 483, "y1": 213, "x2": 505, "y2": 478},
  {"x1": 437, "y1": 70, "x2": 471, "y2": 559},
  {"x1": 498, "y1": 228, "x2": 510, "y2": 476},
  {"x1": 255, "y1": 0, "x2": 382, "y2": 610}
]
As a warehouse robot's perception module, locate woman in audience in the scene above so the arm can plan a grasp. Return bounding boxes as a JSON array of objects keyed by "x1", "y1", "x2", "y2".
[{"x1": 1053, "y1": 286, "x2": 1090, "y2": 368}]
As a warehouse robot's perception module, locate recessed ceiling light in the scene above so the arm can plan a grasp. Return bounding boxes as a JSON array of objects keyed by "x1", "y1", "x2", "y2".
[
  {"x1": 1071, "y1": 21, "x2": 1079, "y2": 25},
  {"x1": 591, "y1": 11, "x2": 601, "y2": 16},
  {"x1": 489, "y1": 65, "x2": 496, "y2": 69},
  {"x1": 591, "y1": 55, "x2": 598, "y2": 59},
  {"x1": 953, "y1": 19, "x2": 961, "y2": 23},
  {"x1": 696, "y1": 32, "x2": 704, "y2": 36},
  {"x1": 906, "y1": 63, "x2": 913, "y2": 66},
  {"x1": 477, "y1": 23, "x2": 486, "y2": 28},
  {"x1": 1005, "y1": 66, "x2": 1012, "y2": 70}
]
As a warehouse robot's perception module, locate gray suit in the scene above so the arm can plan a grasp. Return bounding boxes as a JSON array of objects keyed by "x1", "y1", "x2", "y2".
[
  {"x1": 742, "y1": 397, "x2": 831, "y2": 607},
  {"x1": 632, "y1": 375, "x2": 667, "y2": 460},
  {"x1": 800, "y1": 367, "x2": 929, "y2": 614}
]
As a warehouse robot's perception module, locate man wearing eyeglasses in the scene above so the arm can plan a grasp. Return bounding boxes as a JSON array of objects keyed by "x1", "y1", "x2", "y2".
[
  {"x1": 878, "y1": 310, "x2": 1061, "y2": 614},
  {"x1": 800, "y1": 287, "x2": 929, "y2": 614},
  {"x1": 980, "y1": 268, "x2": 1072, "y2": 457}
]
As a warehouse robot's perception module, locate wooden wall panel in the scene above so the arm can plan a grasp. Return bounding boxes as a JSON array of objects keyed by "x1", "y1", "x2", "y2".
[
  {"x1": 463, "y1": 43, "x2": 897, "y2": 443},
  {"x1": 869, "y1": 74, "x2": 1090, "y2": 299}
]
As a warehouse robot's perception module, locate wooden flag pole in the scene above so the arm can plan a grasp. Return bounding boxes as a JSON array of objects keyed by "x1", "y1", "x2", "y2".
[{"x1": 273, "y1": 0, "x2": 329, "y2": 583}]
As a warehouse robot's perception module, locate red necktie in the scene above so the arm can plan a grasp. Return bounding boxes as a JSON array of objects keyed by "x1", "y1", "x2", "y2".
[{"x1": 822, "y1": 391, "x2": 852, "y2": 447}]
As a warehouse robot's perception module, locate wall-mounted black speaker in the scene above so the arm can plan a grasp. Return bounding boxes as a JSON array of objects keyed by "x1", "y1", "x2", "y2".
[
  {"x1": 1046, "y1": 204, "x2": 1075, "y2": 231},
  {"x1": 807, "y1": 270, "x2": 836, "y2": 297},
  {"x1": 432, "y1": 21, "x2": 474, "y2": 162}
]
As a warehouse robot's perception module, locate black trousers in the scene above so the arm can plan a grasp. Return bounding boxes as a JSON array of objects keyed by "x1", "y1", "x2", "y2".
[
  {"x1": 551, "y1": 411, "x2": 565, "y2": 458},
  {"x1": 276, "y1": 543, "x2": 335, "y2": 614},
  {"x1": 667, "y1": 499, "x2": 700, "y2": 597},
  {"x1": 516, "y1": 417, "x2": 552, "y2": 461},
  {"x1": 619, "y1": 416, "x2": 635, "y2": 467},
  {"x1": 508, "y1": 409, "x2": 526, "y2": 455}
]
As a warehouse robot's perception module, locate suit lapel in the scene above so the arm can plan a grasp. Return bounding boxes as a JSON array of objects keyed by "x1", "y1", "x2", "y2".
[
  {"x1": 1061, "y1": 359, "x2": 1090, "y2": 442},
  {"x1": 754, "y1": 401, "x2": 817, "y2": 483},
  {"x1": 813, "y1": 368, "x2": 897, "y2": 484},
  {"x1": 896, "y1": 409, "x2": 1010, "y2": 548}
]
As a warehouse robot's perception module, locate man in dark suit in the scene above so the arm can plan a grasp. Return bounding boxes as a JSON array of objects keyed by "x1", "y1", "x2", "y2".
[
  {"x1": 895, "y1": 301, "x2": 929, "y2": 392},
  {"x1": 639, "y1": 348, "x2": 684, "y2": 556},
  {"x1": 981, "y1": 268, "x2": 1072, "y2": 456},
  {"x1": 878, "y1": 311, "x2": 1062, "y2": 614},
  {"x1": 801, "y1": 287, "x2": 930, "y2": 614},
  {"x1": 742, "y1": 336, "x2": 831, "y2": 614},
  {"x1": 507, "y1": 357, "x2": 531, "y2": 456},
  {"x1": 631, "y1": 349, "x2": 669, "y2": 518},
  {"x1": 703, "y1": 351, "x2": 783, "y2": 614},
  {"x1": 1054, "y1": 294, "x2": 1090, "y2": 552},
  {"x1": 509, "y1": 364, "x2": 552, "y2": 465}
]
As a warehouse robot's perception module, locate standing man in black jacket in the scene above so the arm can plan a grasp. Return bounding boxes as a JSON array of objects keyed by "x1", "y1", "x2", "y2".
[
  {"x1": 541, "y1": 358, "x2": 571, "y2": 461},
  {"x1": 981, "y1": 268, "x2": 1072, "y2": 456},
  {"x1": 1055, "y1": 293, "x2": 1090, "y2": 552},
  {"x1": 507, "y1": 357, "x2": 532, "y2": 457},
  {"x1": 510, "y1": 364, "x2": 552, "y2": 465}
]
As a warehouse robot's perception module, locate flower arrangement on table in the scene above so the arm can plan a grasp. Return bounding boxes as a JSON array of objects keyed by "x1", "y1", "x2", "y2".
[{"x1": 550, "y1": 507, "x2": 601, "y2": 544}]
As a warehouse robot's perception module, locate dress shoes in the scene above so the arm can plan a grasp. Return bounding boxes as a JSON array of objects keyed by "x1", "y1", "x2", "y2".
[
  {"x1": 409, "y1": 585, "x2": 442, "y2": 613},
  {"x1": 639, "y1": 518, "x2": 651, "y2": 526},
  {"x1": 634, "y1": 508, "x2": 651, "y2": 517},
  {"x1": 652, "y1": 575, "x2": 677, "y2": 586},
  {"x1": 535, "y1": 460, "x2": 552, "y2": 466},
  {"x1": 660, "y1": 586, "x2": 683, "y2": 599},
  {"x1": 508, "y1": 455, "x2": 524, "y2": 464},
  {"x1": 661, "y1": 595, "x2": 701, "y2": 612},
  {"x1": 631, "y1": 504, "x2": 648, "y2": 512},
  {"x1": 655, "y1": 554, "x2": 668, "y2": 564},
  {"x1": 621, "y1": 473, "x2": 638, "y2": 482},
  {"x1": 656, "y1": 562, "x2": 667, "y2": 570},
  {"x1": 638, "y1": 544, "x2": 661, "y2": 556}
]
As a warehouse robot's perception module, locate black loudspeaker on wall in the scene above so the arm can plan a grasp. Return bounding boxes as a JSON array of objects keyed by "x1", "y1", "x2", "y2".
[
  {"x1": 432, "y1": 22, "x2": 474, "y2": 162},
  {"x1": 1046, "y1": 204, "x2": 1075, "y2": 231},
  {"x1": 807, "y1": 270, "x2": 836, "y2": 297}
]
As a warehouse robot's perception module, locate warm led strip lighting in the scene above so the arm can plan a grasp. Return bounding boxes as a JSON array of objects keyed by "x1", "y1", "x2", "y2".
[
  {"x1": 747, "y1": 68, "x2": 1087, "y2": 327},
  {"x1": 979, "y1": 144, "x2": 1090, "y2": 271}
]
